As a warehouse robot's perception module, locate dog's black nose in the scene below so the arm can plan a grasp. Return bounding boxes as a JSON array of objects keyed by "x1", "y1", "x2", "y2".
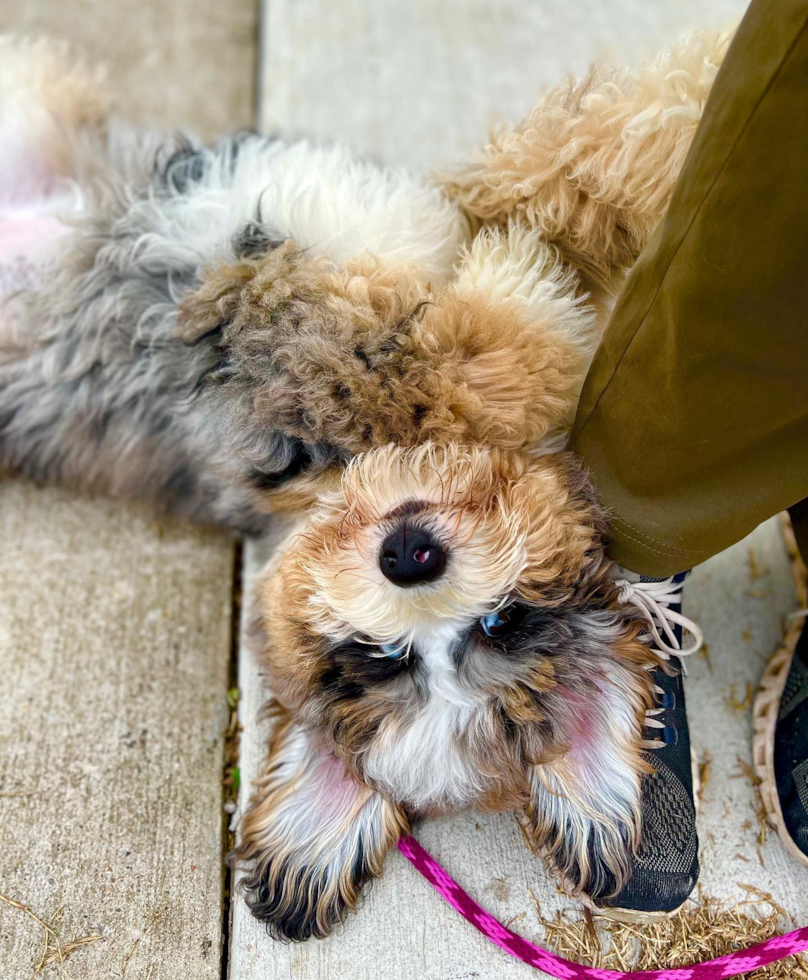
[{"x1": 379, "y1": 523, "x2": 446, "y2": 587}]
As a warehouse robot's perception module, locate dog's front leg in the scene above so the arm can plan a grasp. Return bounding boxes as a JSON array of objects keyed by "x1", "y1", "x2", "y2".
[
  {"x1": 235, "y1": 706, "x2": 408, "y2": 940},
  {"x1": 522, "y1": 659, "x2": 652, "y2": 905}
]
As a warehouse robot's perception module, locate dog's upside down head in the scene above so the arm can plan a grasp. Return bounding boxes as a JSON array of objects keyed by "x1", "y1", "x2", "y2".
[{"x1": 237, "y1": 442, "x2": 659, "y2": 940}]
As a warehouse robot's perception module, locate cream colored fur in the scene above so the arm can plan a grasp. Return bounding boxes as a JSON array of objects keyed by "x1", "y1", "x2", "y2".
[{"x1": 440, "y1": 29, "x2": 732, "y2": 291}]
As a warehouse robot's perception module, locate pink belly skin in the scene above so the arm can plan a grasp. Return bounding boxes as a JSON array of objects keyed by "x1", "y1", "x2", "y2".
[{"x1": 0, "y1": 211, "x2": 69, "y2": 266}]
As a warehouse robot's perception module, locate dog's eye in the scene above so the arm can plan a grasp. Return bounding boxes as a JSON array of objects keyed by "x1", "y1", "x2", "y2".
[
  {"x1": 380, "y1": 641, "x2": 407, "y2": 659},
  {"x1": 480, "y1": 604, "x2": 526, "y2": 638}
]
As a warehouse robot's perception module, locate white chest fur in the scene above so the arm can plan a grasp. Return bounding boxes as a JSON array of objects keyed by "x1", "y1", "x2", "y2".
[{"x1": 363, "y1": 621, "x2": 488, "y2": 810}]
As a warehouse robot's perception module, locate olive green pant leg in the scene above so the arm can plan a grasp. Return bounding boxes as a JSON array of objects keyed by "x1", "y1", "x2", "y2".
[{"x1": 571, "y1": 0, "x2": 808, "y2": 577}]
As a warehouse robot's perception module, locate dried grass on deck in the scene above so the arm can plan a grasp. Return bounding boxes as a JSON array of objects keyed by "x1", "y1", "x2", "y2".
[
  {"x1": 0, "y1": 892, "x2": 102, "y2": 977},
  {"x1": 531, "y1": 885, "x2": 807, "y2": 979}
]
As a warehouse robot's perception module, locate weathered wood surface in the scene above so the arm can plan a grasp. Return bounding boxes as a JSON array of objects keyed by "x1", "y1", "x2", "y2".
[
  {"x1": 4, "y1": 2, "x2": 806, "y2": 979},
  {"x1": 0, "y1": 484, "x2": 235, "y2": 979},
  {"x1": 232, "y1": 3, "x2": 806, "y2": 979},
  {"x1": 257, "y1": 0, "x2": 744, "y2": 172},
  {"x1": 0, "y1": 1, "x2": 254, "y2": 976},
  {"x1": 686, "y1": 521, "x2": 808, "y2": 915}
]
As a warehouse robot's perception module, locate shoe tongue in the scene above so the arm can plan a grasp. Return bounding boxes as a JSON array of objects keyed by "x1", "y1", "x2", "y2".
[{"x1": 616, "y1": 567, "x2": 672, "y2": 585}]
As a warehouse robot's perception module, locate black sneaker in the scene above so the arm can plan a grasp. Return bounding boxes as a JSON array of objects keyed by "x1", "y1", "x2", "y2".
[
  {"x1": 754, "y1": 614, "x2": 808, "y2": 866},
  {"x1": 595, "y1": 573, "x2": 702, "y2": 922}
]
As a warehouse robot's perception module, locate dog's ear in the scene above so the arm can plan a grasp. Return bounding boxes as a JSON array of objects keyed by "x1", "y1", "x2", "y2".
[
  {"x1": 506, "y1": 457, "x2": 655, "y2": 903},
  {"x1": 424, "y1": 225, "x2": 599, "y2": 454},
  {"x1": 522, "y1": 642, "x2": 652, "y2": 903},
  {"x1": 235, "y1": 709, "x2": 408, "y2": 940}
]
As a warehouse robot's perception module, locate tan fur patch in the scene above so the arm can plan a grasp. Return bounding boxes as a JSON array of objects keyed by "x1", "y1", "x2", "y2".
[
  {"x1": 438, "y1": 30, "x2": 731, "y2": 290},
  {"x1": 178, "y1": 240, "x2": 589, "y2": 459}
]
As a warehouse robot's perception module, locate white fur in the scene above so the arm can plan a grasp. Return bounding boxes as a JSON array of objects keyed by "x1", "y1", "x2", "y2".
[
  {"x1": 132, "y1": 137, "x2": 470, "y2": 291},
  {"x1": 453, "y1": 223, "x2": 602, "y2": 454},
  {"x1": 363, "y1": 621, "x2": 489, "y2": 809},
  {"x1": 454, "y1": 223, "x2": 600, "y2": 359},
  {"x1": 258, "y1": 722, "x2": 390, "y2": 878},
  {"x1": 530, "y1": 657, "x2": 643, "y2": 885},
  {"x1": 0, "y1": 36, "x2": 108, "y2": 206}
]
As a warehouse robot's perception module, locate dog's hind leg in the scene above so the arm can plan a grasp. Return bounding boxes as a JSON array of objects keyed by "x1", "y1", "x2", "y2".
[
  {"x1": 0, "y1": 39, "x2": 263, "y2": 529},
  {"x1": 0, "y1": 36, "x2": 109, "y2": 347},
  {"x1": 439, "y1": 29, "x2": 732, "y2": 292}
]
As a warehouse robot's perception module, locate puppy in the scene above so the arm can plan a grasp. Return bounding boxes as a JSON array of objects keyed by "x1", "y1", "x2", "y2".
[
  {"x1": 239, "y1": 443, "x2": 658, "y2": 939},
  {"x1": 0, "y1": 31, "x2": 726, "y2": 941},
  {"x1": 236, "y1": 28, "x2": 730, "y2": 939}
]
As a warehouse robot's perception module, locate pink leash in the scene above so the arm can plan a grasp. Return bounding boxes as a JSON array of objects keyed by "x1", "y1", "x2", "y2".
[{"x1": 398, "y1": 834, "x2": 808, "y2": 979}]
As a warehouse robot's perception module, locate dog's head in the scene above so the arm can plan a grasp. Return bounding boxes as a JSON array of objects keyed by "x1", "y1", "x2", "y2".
[{"x1": 238, "y1": 442, "x2": 657, "y2": 939}]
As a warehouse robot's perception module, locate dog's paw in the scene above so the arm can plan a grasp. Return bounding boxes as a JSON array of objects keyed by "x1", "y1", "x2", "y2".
[
  {"x1": 234, "y1": 712, "x2": 407, "y2": 941},
  {"x1": 423, "y1": 225, "x2": 599, "y2": 453},
  {"x1": 0, "y1": 36, "x2": 109, "y2": 205},
  {"x1": 238, "y1": 838, "x2": 376, "y2": 941}
]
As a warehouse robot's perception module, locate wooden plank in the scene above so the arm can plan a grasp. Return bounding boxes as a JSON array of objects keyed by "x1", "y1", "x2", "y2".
[
  {"x1": 685, "y1": 521, "x2": 808, "y2": 913},
  {"x1": 233, "y1": 2, "x2": 808, "y2": 978},
  {"x1": 0, "y1": 1, "x2": 257, "y2": 975},
  {"x1": 0, "y1": 483, "x2": 235, "y2": 979}
]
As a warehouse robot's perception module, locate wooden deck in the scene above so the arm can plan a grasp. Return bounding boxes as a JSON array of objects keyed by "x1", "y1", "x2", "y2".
[{"x1": 5, "y1": 1, "x2": 807, "y2": 978}]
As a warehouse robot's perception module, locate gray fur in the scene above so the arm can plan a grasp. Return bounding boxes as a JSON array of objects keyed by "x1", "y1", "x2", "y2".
[
  {"x1": 0, "y1": 121, "x2": 471, "y2": 530},
  {"x1": 0, "y1": 133, "x2": 339, "y2": 531}
]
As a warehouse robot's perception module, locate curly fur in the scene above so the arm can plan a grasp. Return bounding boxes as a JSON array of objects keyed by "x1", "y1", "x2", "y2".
[
  {"x1": 179, "y1": 229, "x2": 596, "y2": 465},
  {"x1": 2, "y1": 33, "x2": 715, "y2": 942},
  {"x1": 439, "y1": 29, "x2": 732, "y2": 291},
  {"x1": 236, "y1": 706, "x2": 409, "y2": 941},
  {"x1": 231, "y1": 25, "x2": 731, "y2": 936},
  {"x1": 1, "y1": 38, "x2": 597, "y2": 528},
  {"x1": 0, "y1": 38, "x2": 472, "y2": 529},
  {"x1": 238, "y1": 444, "x2": 658, "y2": 938},
  {"x1": 1, "y1": 30, "x2": 724, "y2": 525}
]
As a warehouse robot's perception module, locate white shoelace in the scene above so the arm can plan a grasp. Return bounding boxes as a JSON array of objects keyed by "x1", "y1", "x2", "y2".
[
  {"x1": 615, "y1": 576, "x2": 703, "y2": 660},
  {"x1": 615, "y1": 576, "x2": 704, "y2": 751}
]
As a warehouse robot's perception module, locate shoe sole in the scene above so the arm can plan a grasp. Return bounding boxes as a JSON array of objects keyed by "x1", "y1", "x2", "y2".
[
  {"x1": 752, "y1": 622, "x2": 808, "y2": 869},
  {"x1": 751, "y1": 514, "x2": 808, "y2": 869},
  {"x1": 584, "y1": 744, "x2": 702, "y2": 925}
]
